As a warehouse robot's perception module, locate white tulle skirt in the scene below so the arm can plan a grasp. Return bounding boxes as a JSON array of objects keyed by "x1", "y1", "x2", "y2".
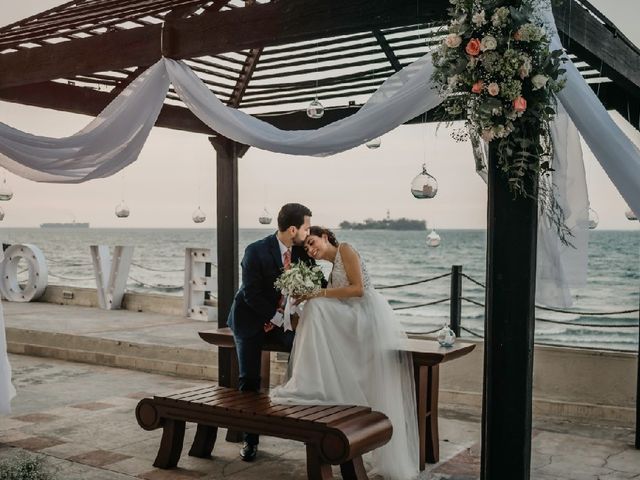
[
  {"x1": 0, "y1": 301, "x2": 15, "y2": 414},
  {"x1": 270, "y1": 290, "x2": 419, "y2": 480}
]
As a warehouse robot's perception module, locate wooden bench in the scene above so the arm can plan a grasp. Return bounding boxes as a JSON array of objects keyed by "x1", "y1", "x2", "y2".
[
  {"x1": 135, "y1": 384, "x2": 392, "y2": 480},
  {"x1": 199, "y1": 327, "x2": 476, "y2": 470}
]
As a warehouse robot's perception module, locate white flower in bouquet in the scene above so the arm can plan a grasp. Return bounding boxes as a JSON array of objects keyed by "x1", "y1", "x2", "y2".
[
  {"x1": 274, "y1": 261, "x2": 324, "y2": 298},
  {"x1": 480, "y1": 35, "x2": 497, "y2": 51},
  {"x1": 531, "y1": 74, "x2": 549, "y2": 91},
  {"x1": 472, "y1": 10, "x2": 486, "y2": 27}
]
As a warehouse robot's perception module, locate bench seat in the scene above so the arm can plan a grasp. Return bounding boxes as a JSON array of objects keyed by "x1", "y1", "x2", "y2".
[{"x1": 136, "y1": 384, "x2": 393, "y2": 480}]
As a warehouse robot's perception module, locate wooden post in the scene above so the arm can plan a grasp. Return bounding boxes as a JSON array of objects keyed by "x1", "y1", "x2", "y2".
[
  {"x1": 209, "y1": 136, "x2": 249, "y2": 388},
  {"x1": 449, "y1": 265, "x2": 462, "y2": 337},
  {"x1": 636, "y1": 293, "x2": 640, "y2": 449},
  {"x1": 481, "y1": 142, "x2": 538, "y2": 480}
]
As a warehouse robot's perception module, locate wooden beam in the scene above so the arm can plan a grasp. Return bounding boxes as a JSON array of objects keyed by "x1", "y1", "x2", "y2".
[
  {"x1": 372, "y1": 29, "x2": 402, "y2": 72},
  {"x1": 0, "y1": 81, "x2": 216, "y2": 135},
  {"x1": 0, "y1": 79, "x2": 457, "y2": 134},
  {"x1": 553, "y1": 0, "x2": 640, "y2": 93},
  {"x1": 228, "y1": 48, "x2": 263, "y2": 107},
  {"x1": 0, "y1": 0, "x2": 448, "y2": 89}
]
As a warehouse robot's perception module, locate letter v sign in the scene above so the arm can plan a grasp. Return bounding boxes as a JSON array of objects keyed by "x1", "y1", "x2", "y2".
[{"x1": 90, "y1": 245, "x2": 134, "y2": 310}]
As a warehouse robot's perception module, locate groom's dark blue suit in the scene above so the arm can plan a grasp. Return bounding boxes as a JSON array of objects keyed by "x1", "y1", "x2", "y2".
[{"x1": 227, "y1": 232, "x2": 318, "y2": 446}]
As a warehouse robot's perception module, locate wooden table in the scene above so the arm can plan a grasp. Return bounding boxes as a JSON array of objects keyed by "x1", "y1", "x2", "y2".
[{"x1": 199, "y1": 327, "x2": 475, "y2": 470}]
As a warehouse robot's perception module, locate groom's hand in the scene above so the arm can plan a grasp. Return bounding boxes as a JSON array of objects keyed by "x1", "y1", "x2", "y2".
[{"x1": 263, "y1": 322, "x2": 275, "y2": 332}]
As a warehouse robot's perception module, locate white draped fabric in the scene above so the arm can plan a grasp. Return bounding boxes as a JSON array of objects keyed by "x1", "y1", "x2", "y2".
[
  {"x1": 165, "y1": 54, "x2": 440, "y2": 156},
  {"x1": 0, "y1": 62, "x2": 170, "y2": 183},
  {"x1": 0, "y1": 6, "x2": 638, "y2": 309}
]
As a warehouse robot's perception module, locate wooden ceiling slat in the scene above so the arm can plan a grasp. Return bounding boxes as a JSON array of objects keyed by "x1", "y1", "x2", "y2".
[
  {"x1": 241, "y1": 78, "x2": 386, "y2": 104},
  {"x1": 240, "y1": 87, "x2": 380, "y2": 109},
  {"x1": 0, "y1": 0, "x2": 204, "y2": 47},
  {"x1": 0, "y1": 0, "x2": 86, "y2": 33},
  {"x1": 245, "y1": 71, "x2": 392, "y2": 93},
  {"x1": 252, "y1": 57, "x2": 397, "y2": 82}
]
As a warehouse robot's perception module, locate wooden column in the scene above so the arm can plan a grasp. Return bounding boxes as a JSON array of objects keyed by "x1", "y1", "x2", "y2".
[
  {"x1": 209, "y1": 136, "x2": 249, "y2": 388},
  {"x1": 481, "y1": 142, "x2": 538, "y2": 479}
]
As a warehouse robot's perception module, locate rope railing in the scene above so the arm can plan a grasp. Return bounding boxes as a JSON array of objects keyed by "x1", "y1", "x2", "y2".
[
  {"x1": 375, "y1": 272, "x2": 451, "y2": 290},
  {"x1": 130, "y1": 262, "x2": 186, "y2": 273},
  {"x1": 128, "y1": 275, "x2": 184, "y2": 291},
  {"x1": 461, "y1": 296, "x2": 640, "y2": 319},
  {"x1": 461, "y1": 273, "x2": 486, "y2": 288},
  {"x1": 392, "y1": 297, "x2": 450, "y2": 311}
]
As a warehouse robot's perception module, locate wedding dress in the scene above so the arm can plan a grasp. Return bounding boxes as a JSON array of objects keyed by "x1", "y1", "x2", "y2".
[
  {"x1": 271, "y1": 244, "x2": 419, "y2": 480},
  {"x1": 0, "y1": 247, "x2": 15, "y2": 414}
]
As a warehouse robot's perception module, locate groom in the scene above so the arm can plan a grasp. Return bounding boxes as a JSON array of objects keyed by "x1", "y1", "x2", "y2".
[{"x1": 227, "y1": 203, "x2": 317, "y2": 462}]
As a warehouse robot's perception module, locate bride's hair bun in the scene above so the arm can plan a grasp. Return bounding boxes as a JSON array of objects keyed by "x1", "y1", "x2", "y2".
[{"x1": 309, "y1": 226, "x2": 339, "y2": 247}]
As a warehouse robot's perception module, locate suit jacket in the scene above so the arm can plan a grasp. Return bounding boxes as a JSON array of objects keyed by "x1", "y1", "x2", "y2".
[{"x1": 227, "y1": 233, "x2": 320, "y2": 338}]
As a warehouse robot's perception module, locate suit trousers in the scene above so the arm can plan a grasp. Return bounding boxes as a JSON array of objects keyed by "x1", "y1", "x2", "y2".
[{"x1": 234, "y1": 326, "x2": 295, "y2": 445}]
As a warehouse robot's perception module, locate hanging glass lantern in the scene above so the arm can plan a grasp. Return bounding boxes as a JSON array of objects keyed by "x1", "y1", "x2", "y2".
[
  {"x1": 0, "y1": 207, "x2": 5, "y2": 221},
  {"x1": 426, "y1": 229, "x2": 441, "y2": 248},
  {"x1": 365, "y1": 137, "x2": 381, "y2": 149},
  {"x1": 115, "y1": 201, "x2": 130, "y2": 218},
  {"x1": 306, "y1": 97, "x2": 325, "y2": 119},
  {"x1": 192, "y1": 207, "x2": 206, "y2": 224},
  {"x1": 411, "y1": 164, "x2": 438, "y2": 199},
  {"x1": 0, "y1": 178, "x2": 13, "y2": 201},
  {"x1": 588, "y1": 208, "x2": 599, "y2": 230},
  {"x1": 436, "y1": 323, "x2": 456, "y2": 347},
  {"x1": 625, "y1": 207, "x2": 638, "y2": 221},
  {"x1": 258, "y1": 208, "x2": 272, "y2": 225}
]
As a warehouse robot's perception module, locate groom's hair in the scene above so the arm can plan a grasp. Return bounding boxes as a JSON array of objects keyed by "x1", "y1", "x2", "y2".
[{"x1": 278, "y1": 203, "x2": 312, "y2": 231}]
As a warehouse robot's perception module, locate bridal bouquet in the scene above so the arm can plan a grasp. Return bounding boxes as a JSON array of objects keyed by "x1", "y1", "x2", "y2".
[
  {"x1": 273, "y1": 261, "x2": 324, "y2": 331},
  {"x1": 274, "y1": 261, "x2": 324, "y2": 297}
]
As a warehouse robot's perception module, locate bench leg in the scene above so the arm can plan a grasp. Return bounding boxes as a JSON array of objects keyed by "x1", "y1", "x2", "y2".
[
  {"x1": 426, "y1": 365, "x2": 440, "y2": 464},
  {"x1": 306, "y1": 444, "x2": 334, "y2": 480},
  {"x1": 153, "y1": 419, "x2": 185, "y2": 469},
  {"x1": 188, "y1": 424, "x2": 218, "y2": 458},
  {"x1": 340, "y1": 456, "x2": 368, "y2": 480}
]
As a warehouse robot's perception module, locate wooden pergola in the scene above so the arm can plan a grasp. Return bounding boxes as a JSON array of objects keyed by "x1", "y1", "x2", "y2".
[{"x1": 1, "y1": 1, "x2": 639, "y2": 478}]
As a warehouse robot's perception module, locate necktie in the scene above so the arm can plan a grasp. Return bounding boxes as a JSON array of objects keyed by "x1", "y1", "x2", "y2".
[{"x1": 283, "y1": 249, "x2": 291, "y2": 270}]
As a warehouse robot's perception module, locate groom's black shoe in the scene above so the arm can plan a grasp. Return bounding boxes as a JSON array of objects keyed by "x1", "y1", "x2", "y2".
[{"x1": 240, "y1": 442, "x2": 258, "y2": 462}]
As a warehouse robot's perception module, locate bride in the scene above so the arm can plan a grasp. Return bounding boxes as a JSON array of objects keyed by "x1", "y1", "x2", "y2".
[
  {"x1": 0, "y1": 299, "x2": 15, "y2": 414},
  {"x1": 270, "y1": 226, "x2": 419, "y2": 480}
]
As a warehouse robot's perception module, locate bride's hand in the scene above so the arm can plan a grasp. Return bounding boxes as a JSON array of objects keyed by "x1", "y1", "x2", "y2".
[{"x1": 292, "y1": 290, "x2": 324, "y2": 305}]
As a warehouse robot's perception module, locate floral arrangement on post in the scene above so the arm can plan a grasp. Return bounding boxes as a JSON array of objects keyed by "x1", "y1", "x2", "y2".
[{"x1": 432, "y1": 0, "x2": 568, "y2": 234}]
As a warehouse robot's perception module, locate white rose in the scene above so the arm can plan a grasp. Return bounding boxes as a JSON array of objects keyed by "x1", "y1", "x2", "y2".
[
  {"x1": 487, "y1": 82, "x2": 500, "y2": 96},
  {"x1": 531, "y1": 74, "x2": 549, "y2": 90},
  {"x1": 472, "y1": 11, "x2": 486, "y2": 26},
  {"x1": 444, "y1": 33, "x2": 462, "y2": 48},
  {"x1": 480, "y1": 35, "x2": 497, "y2": 51}
]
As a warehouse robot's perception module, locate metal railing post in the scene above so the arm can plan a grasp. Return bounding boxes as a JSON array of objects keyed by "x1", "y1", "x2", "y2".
[{"x1": 450, "y1": 265, "x2": 462, "y2": 336}]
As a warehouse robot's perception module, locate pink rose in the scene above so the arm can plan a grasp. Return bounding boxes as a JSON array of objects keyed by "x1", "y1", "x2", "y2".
[
  {"x1": 465, "y1": 38, "x2": 481, "y2": 56},
  {"x1": 481, "y1": 129, "x2": 495, "y2": 142},
  {"x1": 487, "y1": 82, "x2": 500, "y2": 96},
  {"x1": 513, "y1": 29, "x2": 522, "y2": 41},
  {"x1": 513, "y1": 96, "x2": 527, "y2": 112},
  {"x1": 444, "y1": 34, "x2": 462, "y2": 48},
  {"x1": 471, "y1": 81, "x2": 484, "y2": 94}
]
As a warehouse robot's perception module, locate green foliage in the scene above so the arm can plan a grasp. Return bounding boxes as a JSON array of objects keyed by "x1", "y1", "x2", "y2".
[{"x1": 0, "y1": 454, "x2": 56, "y2": 480}]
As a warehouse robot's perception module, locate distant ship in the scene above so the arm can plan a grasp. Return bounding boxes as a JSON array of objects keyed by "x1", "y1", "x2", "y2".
[
  {"x1": 340, "y1": 210, "x2": 426, "y2": 231},
  {"x1": 40, "y1": 222, "x2": 89, "y2": 228}
]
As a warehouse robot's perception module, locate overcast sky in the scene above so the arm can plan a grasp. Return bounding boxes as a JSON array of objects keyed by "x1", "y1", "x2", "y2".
[{"x1": 0, "y1": 1, "x2": 639, "y2": 230}]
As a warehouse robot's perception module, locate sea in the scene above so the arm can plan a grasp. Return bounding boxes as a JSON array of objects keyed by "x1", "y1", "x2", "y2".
[{"x1": 3, "y1": 228, "x2": 639, "y2": 352}]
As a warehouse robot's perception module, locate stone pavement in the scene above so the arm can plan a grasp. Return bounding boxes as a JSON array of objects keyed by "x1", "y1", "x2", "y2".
[{"x1": 1, "y1": 354, "x2": 639, "y2": 479}]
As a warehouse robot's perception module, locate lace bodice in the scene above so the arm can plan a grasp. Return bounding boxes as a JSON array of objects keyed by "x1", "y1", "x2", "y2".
[{"x1": 329, "y1": 244, "x2": 372, "y2": 289}]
